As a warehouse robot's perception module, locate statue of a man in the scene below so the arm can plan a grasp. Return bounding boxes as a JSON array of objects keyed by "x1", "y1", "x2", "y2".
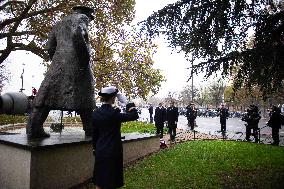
[{"x1": 26, "y1": 6, "x2": 95, "y2": 139}]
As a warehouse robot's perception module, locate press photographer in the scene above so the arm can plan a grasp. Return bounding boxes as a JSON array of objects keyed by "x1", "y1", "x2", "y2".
[{"x1": 241, "y1": 105, "x2": 261, "y2": 142}]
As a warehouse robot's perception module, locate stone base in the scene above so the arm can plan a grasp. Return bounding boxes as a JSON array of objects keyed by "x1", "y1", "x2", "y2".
[{"x1": 0, "y1": 133, "x2": 159, "y2": 189}]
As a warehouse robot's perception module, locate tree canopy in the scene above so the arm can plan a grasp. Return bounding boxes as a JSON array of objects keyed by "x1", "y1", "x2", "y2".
[
  {"x1": 142, "y1": 0, "x2": 284, "y2": 99},
  {"x1": 0, "y1": 0, "x2": 164, "y2": 99}
]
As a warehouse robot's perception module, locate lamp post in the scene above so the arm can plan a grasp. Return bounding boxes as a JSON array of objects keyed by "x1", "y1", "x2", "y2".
[
  {"x1": 191, "y1": 56, "x2": 194, "y2": 102},
  {"x1": 19, "y1": 63, "x2": 25, "y2": 92}
]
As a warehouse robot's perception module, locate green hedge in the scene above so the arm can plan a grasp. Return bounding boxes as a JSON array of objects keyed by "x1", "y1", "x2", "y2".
[
  {"x1": 121, "y1": 121, "x2": 156, "y2": 134},
  {"x1": 0, "y1": 114, "x2": 27, "y2": 125},
  {"x1": 0, "y1": 115, "x2": 155, "y2": 134}
]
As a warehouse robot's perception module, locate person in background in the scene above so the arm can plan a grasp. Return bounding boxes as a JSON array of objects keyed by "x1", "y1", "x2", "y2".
[
  {"x1": 242, "y1": 105, "x2": 261, "y2": 143},
  {"x1": 166, "y1": 101, "x2": 179, "y2": 142},
  {"x1": 148, "y1": 104, "x2": 153, "y2": 123},
  {"x1": 218, "y1": 104, "x2": 229, "y2": 133},
  {"x1": 154, "y1": 102, "x2": 166, "y2": 138},
  {"x1": 186, "y1": 103, "x2": 197, "y2": 130},
  {"x1": 92, "y1": 86, "x2": 139, "y2": 189},
  {"x1": 268, "y1": 106, "x2": 282, "y2": 146}
]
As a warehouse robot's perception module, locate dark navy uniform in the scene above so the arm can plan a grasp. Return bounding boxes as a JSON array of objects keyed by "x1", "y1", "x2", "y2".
[
  {"x1": 92, "y1": 104, "x2": 138, "y2": 188},
  {"x1": 148, "y1": 105, "x2": 153, "y2": 123},
  {"x1": 219, "y1": 107, "x2": 229, "y2": 132},
  {"x1": 154, "y1": 106, "x2": 166, "y2": 138},
  {"x1": 186, "y1": 106, "x2": 197, "y2": 130},
  {"x1": 242, "y1": 106, "x2": 261, "y2": 142},
  {"x1": 268, "y1": 106, "x2": 282, "y2": 145},
  {"x1": 166, "y1": 106, "x2": 179, "y2": 141}
]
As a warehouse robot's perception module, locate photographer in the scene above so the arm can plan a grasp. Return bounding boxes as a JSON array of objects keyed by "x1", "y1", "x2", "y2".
[
  {"x1": 267, "y1": 106, "x2": 282, "y2": 146},
  {"x1": 242, "y1": 105, "x2": 261, "y2": 143}
]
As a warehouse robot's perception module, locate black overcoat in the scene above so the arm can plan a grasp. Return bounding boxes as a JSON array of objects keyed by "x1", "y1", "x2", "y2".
[
  {"x1": 186, "y1": 107, "x2": 197, "y2": 121},
  {"x1": 154, "y1": 107, "x2": 166, "y2": 126},
  {"x1": 166, "y1": 106, "x2": 179, "y2": 125},
  {"x1": 268, "y1": 111, "x2": 282, "y2": 129},
  {"x1": 219, "y1": 108, "x2": 229, "y2": 122},
  {"x1": 92, "y1": 104, "x2": 138, "y2": 188}
]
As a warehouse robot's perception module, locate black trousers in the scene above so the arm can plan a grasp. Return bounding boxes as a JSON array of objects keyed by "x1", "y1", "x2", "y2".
[
  {"x1": 155, "y1": 123, "x2": 164, "y2": 138},
  {"x1": 149, "y1": 114, "x2": 153, "y2": 123},
  {"x1": 272, "y1": 127, "x2": 280, "y2": 145},
  {"x1": 168, "y1": 123, "x2": 177, "y2": 140},
  {"x1": 220, "y1": 119, "x2": 226, "y2": 132},
  {"x1": 246, "y1": 126, "x2": 259, "y2": 142},
  {"x1": 188, "y1": 119, "x2": 195, "y2": 130}
]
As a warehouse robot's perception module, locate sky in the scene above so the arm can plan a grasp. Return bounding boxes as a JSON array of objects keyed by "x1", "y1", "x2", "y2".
[{"x1": 2, "y1": 0, "x2": 208, "y2": 98}]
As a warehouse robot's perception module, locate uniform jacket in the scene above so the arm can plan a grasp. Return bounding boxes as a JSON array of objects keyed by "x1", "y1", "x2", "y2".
[
  {"x1": 186, "y1": 107, "x2": 197, "y2": 120},
  {"x1": 166, "y1": 106, "x2": 179, "y2": 124},
  {"x1": 92, "y1": 104, "x2": 138, "y2": 158},
  {"x1": 154, "y1": 106, "x2": 166, "y2": 124},
  {"x1": 219, "y1": 108, "x2": 229, "y2": 121},
  {"x1": 244, "y1": 111, "x2": 261, "y2": 128},
  {"x1": 268, "y1": 111, "x2": 282, "y2": 129},
  {"x1": 34, "y1": 12, "x2": 94, "y2": 110}
]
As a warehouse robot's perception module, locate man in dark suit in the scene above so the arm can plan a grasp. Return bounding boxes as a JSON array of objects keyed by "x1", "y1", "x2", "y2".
[
  {"x1": 154, "y1": 102, "x2": 166, "y2": 138},
  {"x1": 148, "y1": 104, "x2": 153, "y2": 123},
  {"x1": 268, "y1": 106, "x2": 282, "y2": 145},
  {"x1": 166, "y1": 101, "x2": 179, "y2": 142},
  {"x1": 186, "y1": 103, "x2": 197, "y2": 130},
  {"x1": 218, "y1": 104, "x2": 229, "y2": 133}
]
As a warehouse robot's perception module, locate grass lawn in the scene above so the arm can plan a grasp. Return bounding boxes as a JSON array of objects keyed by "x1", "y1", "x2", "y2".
[
  {"x1": 123, "y1": 140, "x2": 284, "y2": 189},
  {"x1": 121, "y1": 121, "x2": 156, "y2": 134}
]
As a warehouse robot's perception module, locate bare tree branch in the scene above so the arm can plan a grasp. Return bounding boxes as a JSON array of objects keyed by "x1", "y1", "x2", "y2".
[
  {"x1": 0, "y1": 0, "x2": 25, "y2": 11},
  {"x1": 0, "y1": 2, "x2": 64, "y2": 30},
  {"x1": 0, "y1": 31, "x2": 37, "y2": 39}
]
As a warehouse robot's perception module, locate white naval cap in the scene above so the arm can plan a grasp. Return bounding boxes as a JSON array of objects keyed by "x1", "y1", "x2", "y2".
[{"x1": 98, "y1": 86, "x2": 127, "y2": 103}]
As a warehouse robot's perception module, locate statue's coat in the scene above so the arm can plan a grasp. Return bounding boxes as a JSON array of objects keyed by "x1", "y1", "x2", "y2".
[{"x1": 34, "y1": 13, "x2": 94, "y2": 110}]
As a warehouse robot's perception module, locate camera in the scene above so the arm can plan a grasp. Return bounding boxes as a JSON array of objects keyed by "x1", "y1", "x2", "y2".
[{"x1": 126, "y1": 102, "x2": 136, "y2": 112}]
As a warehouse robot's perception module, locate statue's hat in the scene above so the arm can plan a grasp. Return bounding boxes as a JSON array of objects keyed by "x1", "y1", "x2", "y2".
[{"x1": 72, "y1": 6, "x2": 95, "y2": 20}]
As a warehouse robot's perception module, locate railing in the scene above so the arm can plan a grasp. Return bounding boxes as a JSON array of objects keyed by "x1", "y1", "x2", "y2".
[{"x1": 174, "y1": 124, "x2": 278, "y2": 146}]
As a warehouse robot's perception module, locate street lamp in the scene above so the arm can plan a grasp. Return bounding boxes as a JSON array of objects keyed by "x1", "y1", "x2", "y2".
[
  {"x1": 191, "y1": 56, "x2": 194, "y2": 102},
  {"x1": 19, "y1": 63, "x2": 25, "y2": 92}
]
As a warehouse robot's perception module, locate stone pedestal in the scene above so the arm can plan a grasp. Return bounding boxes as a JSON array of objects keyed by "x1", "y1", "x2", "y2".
[{"x1": 0, "y1": 133, "x2": 159, "y2": 189}]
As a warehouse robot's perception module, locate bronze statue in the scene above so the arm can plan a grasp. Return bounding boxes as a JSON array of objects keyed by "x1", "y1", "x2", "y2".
[{"x1": 26, "y1": 6, "x2": 95, "y2": 139}]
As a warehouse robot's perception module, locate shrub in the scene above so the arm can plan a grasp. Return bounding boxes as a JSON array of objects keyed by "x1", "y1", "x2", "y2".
[
  {"x1": 121, "y1": 121, "x2": 156, "y2": 134},
  {"x1": 0, "y1": 114, "x2": 27, "y2": 125}
]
